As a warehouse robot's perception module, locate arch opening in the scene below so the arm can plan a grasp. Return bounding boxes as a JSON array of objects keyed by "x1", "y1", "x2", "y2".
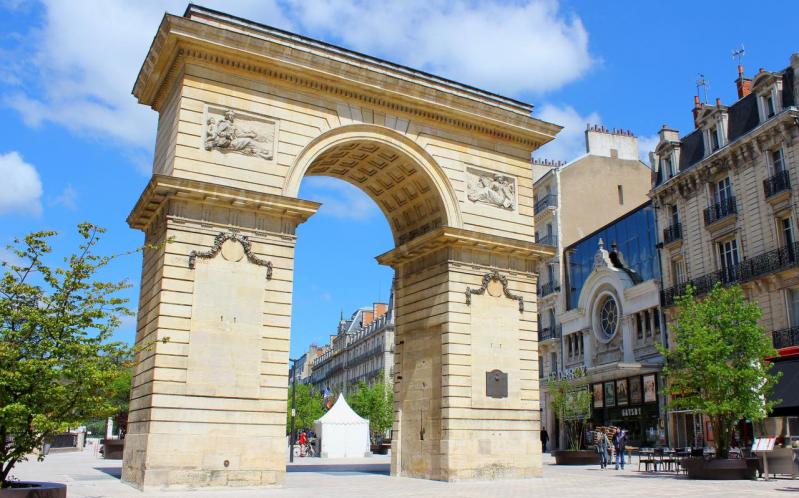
[{"x1": 286, "y1": 125, "x2": 461, "y2": 246}]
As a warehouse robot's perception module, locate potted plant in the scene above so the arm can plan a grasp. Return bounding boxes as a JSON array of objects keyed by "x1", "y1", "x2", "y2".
[
  {"x1": 548, "y1": 371, "x2": 596, "y2": 464},
  {"x1": 661, "y1": 285, "x2": 780, "y2": 479},
  {"x1": 0, "y1": 225, "x2": 138, "y2": 496}
]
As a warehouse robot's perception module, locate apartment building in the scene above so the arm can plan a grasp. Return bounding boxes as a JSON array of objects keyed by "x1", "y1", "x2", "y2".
[
  {"x1": 651, "y1": 56, "x2": 799, "y2": 446},
  {"x1": 308, "y1": 300, "x2": 394, "y2": 395}
]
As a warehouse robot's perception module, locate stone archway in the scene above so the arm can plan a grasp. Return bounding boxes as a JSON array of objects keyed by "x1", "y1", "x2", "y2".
[{"x1": 122, "y1": 5, "x2": 560, "y2": 490}]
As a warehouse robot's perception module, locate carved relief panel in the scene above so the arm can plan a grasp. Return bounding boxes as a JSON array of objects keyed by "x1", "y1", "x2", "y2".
[
  {"x1": 202, "y1": 105, "x2": 277, "y2": 161},
  {"x1": 466, "y1": 167, "x2": 517, "y2": 211}
]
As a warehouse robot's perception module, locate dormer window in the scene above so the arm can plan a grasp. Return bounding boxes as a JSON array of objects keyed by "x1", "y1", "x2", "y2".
[
  {"x1": 766, "y1": 95, "x2": 776, "y2": 118},
  {"x1": 662, "y1": 154, "x2": 676, "y2": 179},
  {"x1": 709, "y1": 125, "x2": 720, "y2": 151}
]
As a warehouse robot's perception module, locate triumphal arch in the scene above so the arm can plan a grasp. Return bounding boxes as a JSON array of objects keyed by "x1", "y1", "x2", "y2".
[{"x1": 123, "y1": 5, "x2": 560, "y2": 489}]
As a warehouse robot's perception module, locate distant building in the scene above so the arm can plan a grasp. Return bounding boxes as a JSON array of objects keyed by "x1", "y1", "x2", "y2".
[
  {"x1": 289, "y1": 344, "x2": 326, "y2": 385},
  {"x1": 308, "y1": 299, "x2": 394, "y2": 395}
]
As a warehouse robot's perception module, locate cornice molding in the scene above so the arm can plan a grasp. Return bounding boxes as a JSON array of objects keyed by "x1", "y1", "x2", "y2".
[
  {"x1": 376, "y1": 226, "x2": 556, "y2": 268},
  {"x1": 127, "y1": 174, "x2": 320, "y2": 231},
  {"x1": 134, "y1": 13, "x2": 560, "y2": 148}
]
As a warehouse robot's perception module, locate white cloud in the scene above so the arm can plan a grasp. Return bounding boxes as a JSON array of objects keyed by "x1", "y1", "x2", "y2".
[
  {"x1": 3, "y1": 1, "x2": 593, "y2": 163},
  {"x1": 300, "y1": 176, "x2": 380, "y2": 221},
  {"x1": 285, "y1": 0, "x2": 594, "y2": 95},
  {"x1": 3, "y1": 1, "x2": 290, "y2": 154},
  {"x1": 0, "y1": 151, "x2": 43, "y2": 216},
  {"x1": 637, "y1": 134, "x2": 659, "y2": 166},
  {"x1": 532, "y1": 104, "x2": 601, "y2": 162},
  {"x1": 50, "y1": 184, "x2": 78, "y2": 211}
]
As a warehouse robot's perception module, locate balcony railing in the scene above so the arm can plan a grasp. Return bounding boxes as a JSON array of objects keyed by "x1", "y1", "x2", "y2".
[
  {"x1": 773, "y1": 326, "x2": 799, "y2": 350},
  {"x1": 662, "y1": 240, "x2": 799, "y2": 306},
  {"x1": 534, "y1": 194, "x2": 558, "y2": 214},
  {"x1": 537, "y1": 234, "x2": 558, "y2": 247},
  {"x1": 764, "y1": 170, "x2": 791, "y2": 199},
  {"x1": 704, "y1": 196, "x2": 737, "y2": 226},
  {"x1": 538, "y1": 325, "x2": 561, "y2": 342},
  {"x1": 663, "y1": 223, "x2": 682, "y2": 245},
  {"x1": 538, "y1": 280, "x2": 560, "y2": 297}
]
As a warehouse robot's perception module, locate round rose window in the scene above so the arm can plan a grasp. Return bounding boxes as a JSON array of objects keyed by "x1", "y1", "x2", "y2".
[{"x1": 598, "y1": 296, "x2": 618, "y2": 339}]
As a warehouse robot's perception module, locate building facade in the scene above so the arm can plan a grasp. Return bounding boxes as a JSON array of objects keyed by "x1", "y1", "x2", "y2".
[
  {"x1": 308, "y1": 301, "x2": 394, "y2": 395},
  {"x1": 651, "y1": 56, "x2": 799, "y2": 447},
  {"x1": 558, "y1": 203, "x2": 665, "y2": 448},
  {"x1": 533, "y1": 126, "x2": 654, "y2": 448}
]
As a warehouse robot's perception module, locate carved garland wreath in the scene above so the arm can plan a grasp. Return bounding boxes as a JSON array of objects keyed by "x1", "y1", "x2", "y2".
[
  {"x1": 464, "y1": 270, "x2": 524, "y2": 312},
  {"x1": 188, "y1": 232, "x2": 273, "y2": 280}
]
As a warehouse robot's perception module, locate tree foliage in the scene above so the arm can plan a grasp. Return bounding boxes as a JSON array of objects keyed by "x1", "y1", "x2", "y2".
[
  {"x1": 0, "y1": 225, "x2": 135, "y2": 487},
  {"x1": 347, "y1": 379, "x2": 393, "y2": 443},
  {"x1": 660, "y1": 284, "x2": 780, "y2": 458},
  {"x1": 548, "y1": 372, "x2": 592, "y2": 451},
  {"x1": 286, "y1": 383, "x2": 324, "y2": 434}
]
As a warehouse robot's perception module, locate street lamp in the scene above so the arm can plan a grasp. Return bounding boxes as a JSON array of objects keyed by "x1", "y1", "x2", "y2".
[{"x1": 289, "y1": 357, "x2": 298, "y2": 463}]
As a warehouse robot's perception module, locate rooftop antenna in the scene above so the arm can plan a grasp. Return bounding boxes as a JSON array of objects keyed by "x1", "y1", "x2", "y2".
[
  {"x1": 731, "y1": 44, "x2": 746, "y2": 66},
  {"x1": 696, "y1": 74, "x2": 710, "y2": 104}
]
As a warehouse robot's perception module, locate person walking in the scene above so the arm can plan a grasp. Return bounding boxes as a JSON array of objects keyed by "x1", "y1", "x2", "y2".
[
  {"x1": 596, "y1": 431, "x2": 610, "y2": 469},
  {"x1": 613, "y1": 429, "x2": 627, "y2": 470},
  {"x1": 540, "y1": 428, "x2": 549, "y2": 453}
]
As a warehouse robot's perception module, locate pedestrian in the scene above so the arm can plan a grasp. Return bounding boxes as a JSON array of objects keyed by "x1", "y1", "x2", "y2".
[
  {"x1": 540, "y1": 427, "x2": 549, "y2": 453},
  {"x1": 596, "y1": 431, "x2": 610, "y2": 469},
  {"x1": 298, "y1": 430, "x2": 307, "y2": 457},
  {"x1": 613, "y1": 429, "x2": 627, "y2": 470}
]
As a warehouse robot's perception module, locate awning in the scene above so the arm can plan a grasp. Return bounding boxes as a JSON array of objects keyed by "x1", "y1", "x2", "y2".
[{"x1": 769, "y1": 356, "x2": 799, "y2": 417}]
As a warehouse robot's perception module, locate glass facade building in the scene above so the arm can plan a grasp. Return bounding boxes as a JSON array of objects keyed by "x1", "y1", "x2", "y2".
[{"x1": 566, "y1": 201, "x2": 660, "y2": 310}]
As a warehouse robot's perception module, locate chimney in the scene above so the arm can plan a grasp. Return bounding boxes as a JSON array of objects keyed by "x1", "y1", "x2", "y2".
[
  {"x1": 373, "y1": 302, "x2": 388, "y2": 318},
  {"x1": 692, "y1": 96, "x2": 703, "y2": 128},
  {"x1": 715, "y1": 97, "x2": 722, "y2": 107},
  {"x1": 362, "y1": 310, "x2": 374, "y2": 327},
  {"x1": 735, "y1": 64, "x2": 752, "y2": 98}
]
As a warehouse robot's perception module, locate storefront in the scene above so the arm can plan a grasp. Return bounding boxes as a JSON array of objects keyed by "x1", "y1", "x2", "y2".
[{"x1": 590, "y1": 373, "x2": 661, "y2": 447}]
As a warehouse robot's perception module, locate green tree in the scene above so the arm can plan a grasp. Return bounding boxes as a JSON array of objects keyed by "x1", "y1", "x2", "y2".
[
  {"x1": 286, "y1": 383, "x2": 324, "y2": 434},
  {"x1": 347, "y1": 378, "x2": 393, "y2": 444},
  {"x1": 548, "y1": 372, "x2": 592, "y2": 451},
  {"x1": 660, "y1": 284, "x2": 780, "y2": 458},
  {"x1": 0, "y1": 225, "x2": 136, "y2": 487}
]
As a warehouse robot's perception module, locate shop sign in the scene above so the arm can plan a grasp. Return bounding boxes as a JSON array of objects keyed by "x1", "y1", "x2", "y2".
[
  {"x1": 547, "y1": 366, "x2": 586, "y2": 382},
  {"x1": 621, "y1": 407, "x2": 641, "y2": 417}
]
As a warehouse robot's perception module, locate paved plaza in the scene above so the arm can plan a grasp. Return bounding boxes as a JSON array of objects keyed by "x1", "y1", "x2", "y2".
[{"x1": 9, "y1": 451, "x2": 794, "y2": 497}]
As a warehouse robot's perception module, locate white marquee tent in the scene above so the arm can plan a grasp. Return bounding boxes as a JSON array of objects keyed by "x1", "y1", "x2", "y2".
[{"x1": 314, "y1": 394, "x2": 370, "y2": 458}]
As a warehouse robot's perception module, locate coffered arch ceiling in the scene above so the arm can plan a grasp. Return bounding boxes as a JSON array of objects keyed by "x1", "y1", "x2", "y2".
[{"x1": 305, "y1": 140, "x2": 446, "y2": 245}]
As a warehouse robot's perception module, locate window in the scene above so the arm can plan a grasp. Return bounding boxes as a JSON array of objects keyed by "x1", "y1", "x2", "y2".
[
  {"x1": 618, "y1": 185, "x2": 624, "y2": 205},
  {"x1": 568, "y1": 336, "x2": 573, "y2": 357},
  {"x1": 662, "y1": 156, "x2": 675, "y2": 179},
  {"x1": 788, "y1": 289, "x2": 799, "y2": 327},
  {"x1": 709, "y1": 126, "x2": 720, "y2": 151},
  {"x1": 550, "y1": 352, "x2": 558, "y2": 375},
  {"x1": 714, "y1": 177, "x2": 732, "y2": 205},
  {"x1": 766, "y1": 94, "x2": 776, "y2": 118},
  {"x1": 636, "y1": 313, "x2": 643, "y2": 340},
  {"x1": 538, "y1": 356, "x2": 544, "y2": 378},
  {"x1": 780, "y1": 217, "x2": 795, "y2": 247},
  {"x1": 670, "y1": 204, "x2": 679, "y2": 226},
  {"x1": 771, "y1": 148, "x2": 785, "y2": 174},
  {"x1": 599, "y1": 296, "x2": 619, "y2": 339},
  {"x1": 644, "y1": 310, "x2": 652, "y2": 336},
  {"x1": 717, "y1": 239, "x2": 740, "y2": 280}
]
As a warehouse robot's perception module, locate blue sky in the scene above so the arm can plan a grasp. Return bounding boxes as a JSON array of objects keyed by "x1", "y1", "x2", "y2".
[{"x1": 0, "y1": 0, "x2": 795, "y2": 357}]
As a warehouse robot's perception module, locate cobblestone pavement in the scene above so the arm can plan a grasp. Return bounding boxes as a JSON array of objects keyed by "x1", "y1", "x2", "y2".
[{"x1": 8, "y1": 451, "x2": 794, "y2": 497}]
